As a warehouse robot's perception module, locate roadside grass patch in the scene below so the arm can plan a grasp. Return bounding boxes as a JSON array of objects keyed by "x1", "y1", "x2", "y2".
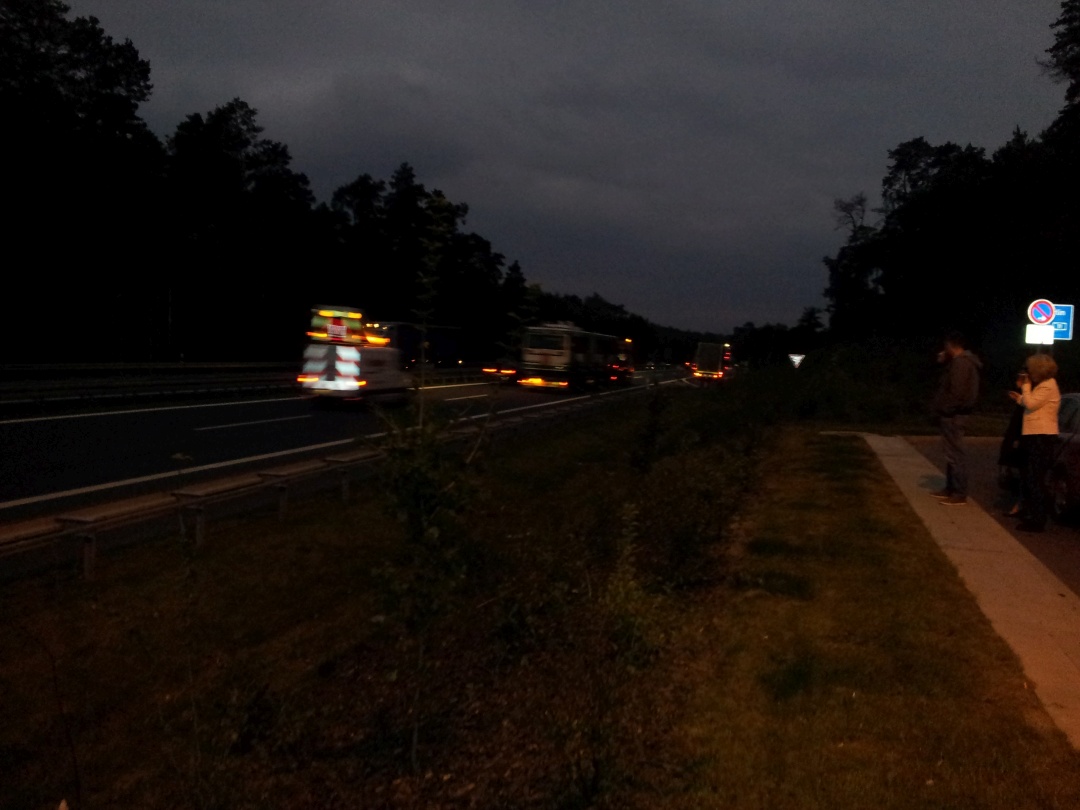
[
  {"x1": 639, "y1": 430, "x2": 1080, "y2": 809},
  {"x1": 2, "y1": 390, "x2": 1079, "y2": 808}
]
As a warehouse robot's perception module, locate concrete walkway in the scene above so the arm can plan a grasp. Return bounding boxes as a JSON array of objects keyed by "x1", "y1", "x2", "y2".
[{"x1": 859, "y1": 434, "x2": 1080, "y2": 750}]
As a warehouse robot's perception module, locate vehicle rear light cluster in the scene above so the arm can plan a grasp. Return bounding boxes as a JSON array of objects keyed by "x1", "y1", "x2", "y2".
[{"x1": 518, "y1": 377, "x2": 569, "y2": 388}]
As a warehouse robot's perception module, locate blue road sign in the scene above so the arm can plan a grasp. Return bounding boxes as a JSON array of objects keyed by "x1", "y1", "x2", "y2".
[{"x1": 1052, "y1": 304, "x2": 1073, "y2": 340}]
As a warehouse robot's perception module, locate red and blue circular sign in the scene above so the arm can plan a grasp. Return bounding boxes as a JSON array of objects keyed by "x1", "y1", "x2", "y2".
[{"x1": 1028, "y1": 299, "x2": 1056, "y2": 325}]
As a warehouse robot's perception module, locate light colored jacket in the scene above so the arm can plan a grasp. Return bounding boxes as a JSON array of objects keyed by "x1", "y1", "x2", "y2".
[{"x1": 1019, "y1": 378, "x2": 1060, "y2": 435}]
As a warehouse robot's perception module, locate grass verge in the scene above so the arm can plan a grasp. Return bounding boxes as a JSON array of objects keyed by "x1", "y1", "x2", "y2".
[
  {"x1": 1, "y1": 387, "x2": 1077, "y2": 808},
  {"x1": 639, "y1": 430, "x2": 1080, "y2": 809}
]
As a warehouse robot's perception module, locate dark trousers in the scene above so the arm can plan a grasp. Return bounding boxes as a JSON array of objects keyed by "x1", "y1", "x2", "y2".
[
  {"x1": 940, "y1": 415, "x2": 968, "y2": 496},
  {"x1": 1020, "y1": 434, "x2": 1057, "y2": 528}
]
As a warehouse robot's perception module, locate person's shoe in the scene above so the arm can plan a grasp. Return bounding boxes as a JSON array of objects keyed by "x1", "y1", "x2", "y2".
[
  {"x1": 1017, "y1": 521, "x2": 1044, "y2": 533},
  {"x1": 930, "y1": 488, "x2": 953, "y2": 498},
  {"x1": 940, "y1": 494, "x2": 967, "y2": 506}
]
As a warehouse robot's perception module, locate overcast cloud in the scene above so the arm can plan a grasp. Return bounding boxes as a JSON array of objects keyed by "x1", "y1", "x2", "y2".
[{"x1": 70, "y1": 0, "x2": 1065, "y2": 332}]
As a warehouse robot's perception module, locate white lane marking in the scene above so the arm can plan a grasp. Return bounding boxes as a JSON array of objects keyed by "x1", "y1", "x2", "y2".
[
  {"x1": 0, "y1": 437, "x2": 373, "y2": 511},
  {"x1": 460, "y1": 393, "x2": 592, "y2": 421},
  {"x1": 0, "y1": 396, "x2": 307, "y2": 426},
  {"x1": 418, "y1": 382, "x2": 491, "y2": 391},
  {"x1": 195, "y1": 415, "x2": 312, "y2": 432},
  {"x1": 445, "y1": 394, "x2": 489, "y2": 402}
]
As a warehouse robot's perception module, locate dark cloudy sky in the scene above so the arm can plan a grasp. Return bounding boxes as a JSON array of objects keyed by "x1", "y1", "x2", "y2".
[{"x1": 71, "y1": 1, "x2": 1065, "y2": 332}]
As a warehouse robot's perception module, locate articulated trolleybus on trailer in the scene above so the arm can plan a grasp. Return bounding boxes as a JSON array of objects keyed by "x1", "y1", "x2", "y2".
[
  {"x1": 518, "y1": 322, "x2": 633, "y2": 390},
  {"x1": 297, "y1": 306, "x2": 411, "y2": 399}
]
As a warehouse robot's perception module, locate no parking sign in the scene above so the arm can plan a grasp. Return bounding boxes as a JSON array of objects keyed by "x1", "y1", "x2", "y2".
[{"x1": 1028, "y1": 299, "x2": 1055, "y2": 325}]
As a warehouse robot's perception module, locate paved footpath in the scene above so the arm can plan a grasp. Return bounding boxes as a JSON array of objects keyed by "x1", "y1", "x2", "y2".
[{"x1": 858, "y1": 434, "x2": 1080, "y2": 750}]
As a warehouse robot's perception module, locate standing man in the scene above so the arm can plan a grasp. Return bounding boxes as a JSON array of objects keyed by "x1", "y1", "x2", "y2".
[{"x1": 931, "y1": 332, "x2": 982, "y2": 506}]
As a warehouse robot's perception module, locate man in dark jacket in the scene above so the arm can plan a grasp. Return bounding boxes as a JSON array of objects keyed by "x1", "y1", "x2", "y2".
[{"x1": 931, "y1": 332, "x2": 982, "y2": 505}]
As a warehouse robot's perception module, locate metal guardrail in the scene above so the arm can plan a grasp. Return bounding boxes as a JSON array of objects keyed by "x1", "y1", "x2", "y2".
[{"x1": 0, "y1": 378, "x2": 678, "y2": 580}]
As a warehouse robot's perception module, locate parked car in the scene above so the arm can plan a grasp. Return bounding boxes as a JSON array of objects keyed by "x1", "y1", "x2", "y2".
[
  {"x1": 998, "y1": 393, "x2": 1080, "y2": 521},
  {"x1": 997, "y1": 403, "x2": 1024, "y2": 491},
  {"x1": 1048, "y1": 393, "x2": 1080, "y2": 520}
]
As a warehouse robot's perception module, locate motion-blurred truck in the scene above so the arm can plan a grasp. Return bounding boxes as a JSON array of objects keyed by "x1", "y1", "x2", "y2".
[
  {"x1": 691, "y1": 342, "x2": 730, "y2": 381},
  {"x1": 297, "y1": 306, "x2": 462, "y2": 401}
]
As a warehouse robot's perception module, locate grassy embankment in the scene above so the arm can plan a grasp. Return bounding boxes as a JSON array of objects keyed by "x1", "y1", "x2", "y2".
[{"x1": 2, "y1": 374, "x2": 1078, "y2": 808}]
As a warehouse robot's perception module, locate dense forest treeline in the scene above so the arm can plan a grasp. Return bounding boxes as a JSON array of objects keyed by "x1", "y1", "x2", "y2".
[
  {"x1": 2, "y1": 0, "x2": 1077, "y2": 379},
  {"x1": 0, "y1": 0, "x2": 732, "y2": 366},
  {"x1": 822, "y1": 0, "x2": 1080, "y2": 386}
]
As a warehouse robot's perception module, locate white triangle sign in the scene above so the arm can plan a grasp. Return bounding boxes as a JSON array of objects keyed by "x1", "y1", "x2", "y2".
[{"x1": 789, "y1": 354, "x2": 805, "y2": 369}]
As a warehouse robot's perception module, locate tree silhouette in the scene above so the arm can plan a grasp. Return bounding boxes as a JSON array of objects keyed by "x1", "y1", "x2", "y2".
[
  {"x1": 1, "y1": 0, "x2": 164, "y2": 361},
  {"x1": 165, "y1": 98, "x2": 316, "y2": 359},
  {"x1": 1044, "y1": 0, "x2": 1080, "y2": 106},
  {"x1": 0, "y1": 3, "x2": 826, "y2": 368}
]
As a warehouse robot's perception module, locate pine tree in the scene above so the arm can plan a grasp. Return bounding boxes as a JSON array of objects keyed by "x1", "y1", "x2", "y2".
[{"x1": 1044, "y1": 0, "x2": 1080, "y2": 105}]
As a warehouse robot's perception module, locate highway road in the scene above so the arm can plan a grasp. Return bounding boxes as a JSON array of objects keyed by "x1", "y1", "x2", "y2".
[{"x1": 0, "y1": 381, "x2": 568, "y2": 522}]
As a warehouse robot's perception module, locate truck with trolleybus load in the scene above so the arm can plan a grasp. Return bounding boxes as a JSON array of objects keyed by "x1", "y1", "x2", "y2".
[{"x1": 516, "y1": 322, "x2": 634, "y2": 390}]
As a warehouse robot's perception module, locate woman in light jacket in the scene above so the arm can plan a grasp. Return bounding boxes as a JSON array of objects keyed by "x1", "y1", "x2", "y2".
[{"x1": 1008, "y1": 353, "x2": 1061, "y2": 532}]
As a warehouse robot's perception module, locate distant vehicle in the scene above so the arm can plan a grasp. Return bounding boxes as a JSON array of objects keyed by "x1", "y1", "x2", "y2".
[
  {"x1": 691, "y1": 342, "x2": 732, "y2": 381},
  {"x1": 1048, "y1": 393, "x2": 1080, "y2": 520},
  {"x1": 482, "y1": 360, "x2": 519, "y2": 384},
  {"x1": 297, "y1": 307, "x2": 461, "y2": 400},
  {"x1": 517, "y1": 322, "x2": 633, "y2": 390}
]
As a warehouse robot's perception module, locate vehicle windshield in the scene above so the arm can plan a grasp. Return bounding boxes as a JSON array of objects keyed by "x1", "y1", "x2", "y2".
[{"x1": 524, "y1": 332, "x2": 567, "y2": 351}]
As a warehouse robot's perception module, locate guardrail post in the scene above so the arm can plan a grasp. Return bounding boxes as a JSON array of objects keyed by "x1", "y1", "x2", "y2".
[
  {"x1": 81, "y1": 534, "x2": 96, "y2": 580},
  {"x1": 338, "y1": 469, "x2": 350, "y2": 503},
  {"x1": 180, "y1": 505, "x2": 205, "y2": 546},
  {"x1": 276, "y1": 483, "x2": 289, "y2": 522}
]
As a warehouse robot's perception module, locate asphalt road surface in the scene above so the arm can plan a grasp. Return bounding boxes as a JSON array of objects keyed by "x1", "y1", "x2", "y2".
[
  {"x1": 0, "y1": 381, "x2": 561, "y2": 522},
  {"x1": 907, "y1": 435, "x2": 1080, "y2": 598}
]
